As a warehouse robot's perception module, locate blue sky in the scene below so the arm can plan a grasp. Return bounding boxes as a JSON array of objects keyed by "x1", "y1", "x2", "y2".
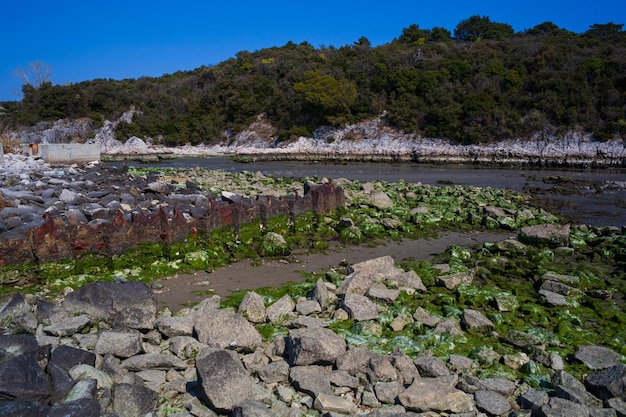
[{"x1": 1, "y1": 0, "x2": 624, "y2": 102}]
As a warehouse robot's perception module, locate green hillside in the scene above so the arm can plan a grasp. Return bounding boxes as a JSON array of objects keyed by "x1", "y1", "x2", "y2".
[{"x1": 1, "y1": 16, "x2": 625, "y2": 145}]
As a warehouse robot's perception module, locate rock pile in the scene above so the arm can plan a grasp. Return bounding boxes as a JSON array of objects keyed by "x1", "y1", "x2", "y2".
[
  {"x1": 0, "y1": 255, "x2": 624, "y2": 417},
  {"x1": 0, "y1": 155, "x2": 344, "y2": 265}
]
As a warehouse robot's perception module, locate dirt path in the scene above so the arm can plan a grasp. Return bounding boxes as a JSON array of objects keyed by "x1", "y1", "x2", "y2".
[{"x1": 155, "y1": 230, "x2": 512, "y2": 311}]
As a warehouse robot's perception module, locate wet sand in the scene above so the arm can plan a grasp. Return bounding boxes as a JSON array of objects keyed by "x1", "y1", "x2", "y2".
[{"x1": 155, "y1": 230, "x2": 512, "y2": 311}]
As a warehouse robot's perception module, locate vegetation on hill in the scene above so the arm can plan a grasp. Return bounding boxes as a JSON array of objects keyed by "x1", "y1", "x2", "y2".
[{"x1": 1, "y1": 16, "x2": 625, "y2": 145}]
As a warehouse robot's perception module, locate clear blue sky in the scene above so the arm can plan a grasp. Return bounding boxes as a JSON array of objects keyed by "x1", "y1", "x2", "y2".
[{"x1": 1, "y1": 0, "x2": 624, "y2": 102}]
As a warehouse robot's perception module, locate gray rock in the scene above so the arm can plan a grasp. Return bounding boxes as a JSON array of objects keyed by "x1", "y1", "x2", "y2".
[
  {"x1": 436, "y1": 269, "x2": 475, "y2": 290},
  {"x1": 256, "y1": 360, "x2": 290, "y2": 383},
  {"x1": 367, "y1": 284, "x2": 400, "y2": 303},
  {"x1": 475, "y1": 389, "x2": 512, "y2": 416},
  {"x1": 169, "y1": 335, "x2": 206, "y2": 359},
  {"x1": 390, "y1": 350, "x2": 420, "y2": 385},
  {"x1": 196, "y1": 349, "x2": 256, "y2": 413},
  {"x1": 289, "y1": 365, "x2": 332, "y2": 397},
  {"x1": 95, "y1": 329, "x2": 143, "y2": 358},
  {"x1": 295, "y1": 299, "x2": 322, "y2": 316},
  {"x1": 232, "y1": 400, "x2": 274, "y2": 417},
  {"x1": 367, "y1": 356, "x2": 398, "y2": 383},
  {"x1": 589, "y1": 408, "x2": 618, "y2": 417},
  {"x1": 413, "y1": 356, "x2": 450, "y2": 377},
  {"x1": 433, "y1": 317, "x2": 463, "y2": 336},
  {"x1": 312, "y1": 278, "x2": 331, "y2": 310},
  {"x1": 541, "y1": 280, "x2": 581, "y2": 296},
  {"x1": 553, "y1": 370, "x2": 603, "y2": 408},
  {"x1": 585, "y1": 364, "x2": 626, "y2": 400},
  {"x1": 494, "y1": 293, "x2": 519, "y2": 312},
  {"x1": 266, "y1": 294, "x2": 296, "y2": 323},
  {"x1": 336, "y1": 345, "x2": 379, "y2": 375},
  {"x1": 413, "y1": 306, "x2": 441, "y2": 327},
  {"x1": 475, "y1": 377, "x2": 517, "y2": 397},
  {"x1": 0, "y1": 355, "x2": 50, "y2": 402},
  {"x1": 49, "y1": 398, "x2": 100, "y2": 417},
  {"x1": 69, "y1": 364, "x2": 114, "y2": 389},
  {"x1": 238, "y1": 291, "x2": 267, "y2": 323},
  {"x1": 607, "y1": 397, "x2": 626, "y2": 417},
  {"x1": 194, "y1": 309, "x2": 262, "y2": 353},
  {"x1": 574, "y1": 346, "x2": 622, "y2": 370},
  {"x1": 341, "y1": 292, "x2": 383, "y2": 321},
  {"x1": 543, "y1": 272, "x2": 580, "y2": 285},
  {"x1": 338, "y1": 256, "x2": 397, "y2": 295},
  {"x1": 63, "y1": 281, "x2": 157, "y2": 330},
  {"x1": 398, "y1": 377, "x2": 474, "y2": 413},
  {"x1": 285, "y1": 316, "x2": 329, "y2": 329},
  {"x1": 112, "y1": 383, "x2": 159, "y2": 417},
  {"x1": 43, "y1": 314, "x2": 91, "y2": 336},
  {"x1": 329, "y1": 370, "x2": 359, "y2": 389},
  {"x1": 369, "y1": 191, "x2": 394, "y2": 210},
  {"x1": 154, "y1": 315, "x2": 195, "y2": 337},
  {"x1": 287, "y1": 326, "x2": 346, "y2": 366},
  {"x1": 120, "y1": 353, "x2": 187, "y2": 371},
  {"x1": 387, "y1": 270, "x2": 427, "y2": 293},
  {"x1": 519, "y1": 223, "x2": 570, "y2": 246},
  {"x1": 461, "y1": 309, "x2": 494, "y2": 333},
  {"x1": 0, "y1": 294, "x2": 32, "y2": 326},
  {"x1": 448, "y1": 354, "x2": 475, "y2": 372},
  {"x1": 519, "y1": 388, "x2": 550, "y2": 412},
  {"x1": 539, "y1": 396, "x2": 590, "y2": 417},
  {"x1": 314, "y1": 392, "x2": 358, "y2": 414},
  {"x1": 374, "y1": 381, "x2": 403, "y2": 404},
  {"x1": 49, "y1": 345, "x2": 96, "y2": 372}
]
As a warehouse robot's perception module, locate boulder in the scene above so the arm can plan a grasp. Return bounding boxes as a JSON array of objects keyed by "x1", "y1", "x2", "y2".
[
  {"x1": 341, "y1": 292, "x2": 383, "y2": 321},
  {"x1": 266, "y1": 294, "x2": 295, "y2": 323},
  {"x1": 574, "y1": 345, "x2": 622, "y2": 370},
  {"x1": 413, "y1": 356, "x2": 450, "y2": 377},
  {"x1": 461, "y1": 309, "x2": 494, "y2": 333},
  {"x1": 194, "y1": 309, "x2": 262, "y2": 352},
  {"x1": 94, "y1": 330, "x2": 143, "y2": 358},
  {"x1": 474, "y1": 390, "x2": 511, "y2": 416},
  {"x1": 63, "y1": 282, "x2": 157, "y2": 330},
  {"x1": 237, "y1": 291, "x2": 267, "y2": 323},
  {"x1": 539, "y1": 396, "x2": 590, "y2": 417},
  {"x1": 0, "y1": 355, "x2": 50, "y2": 402},
  {"x1": 314, "y1": 392, "x2": 358, "y2": 414},
  {"x1": 287, "y1": 326, "x2": 346, "y2": 366},
  {"x1": 112, "y1": 383, "x2": 159, "y2": 417},
  {"x1": 398, "y1": 378, "x2": 475, "y2": 413},
  {"x1": 584, "y1": 364, "x2": 626, "y2": 400},
  {"x1": 196, "y1": 349, "x2": 256, "y2": 413},
  {"x1": 289, "y1": 365, "x2": 332, "y2": 397},
  {"x1": 519, "y1": 223, "x2": 570, "y2": 246}
]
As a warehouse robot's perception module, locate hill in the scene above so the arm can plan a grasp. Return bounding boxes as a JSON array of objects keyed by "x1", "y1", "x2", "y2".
[{"x1": 1, "y1": 17, "x2": 626, "y2": 147}]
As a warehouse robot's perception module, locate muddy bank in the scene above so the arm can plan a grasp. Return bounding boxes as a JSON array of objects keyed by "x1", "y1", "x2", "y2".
[{"x1": 155, "y1": 230, "x2": 512, "y2": 311}]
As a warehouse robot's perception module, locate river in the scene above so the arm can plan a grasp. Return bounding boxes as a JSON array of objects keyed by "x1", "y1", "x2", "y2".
[{"x1": 114, "y1": 157, "x2": 626, "y2": 228}]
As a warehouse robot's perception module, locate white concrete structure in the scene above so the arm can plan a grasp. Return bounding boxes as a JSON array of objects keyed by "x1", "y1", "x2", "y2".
[{"x1": 39, "y1": 144, "x2": 100, "y2": 164}]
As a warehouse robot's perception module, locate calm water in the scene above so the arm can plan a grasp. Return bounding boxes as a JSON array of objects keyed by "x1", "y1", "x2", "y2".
[{"x1": 113, "y1": 157, "x2": 626, "y2": 228}]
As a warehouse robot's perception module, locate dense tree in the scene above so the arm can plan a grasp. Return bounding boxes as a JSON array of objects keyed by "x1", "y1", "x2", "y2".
[{"x1": 1, "y1": 16, "x2": 625, "y2": 145}]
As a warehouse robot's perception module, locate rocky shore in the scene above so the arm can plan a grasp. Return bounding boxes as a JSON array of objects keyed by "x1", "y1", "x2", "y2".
[
  {"x1": 0, "y1": 246, "x2": 625, "y2": 417},
  {"x1": 0, "y1": 154, "x2": 343, "y2": 266},
  {"x1": 0, "y1": 150, "x2": 624, "y2": 416},
  {"x1": 8, "y1": 112, "x2": 626, "y2": 166}
]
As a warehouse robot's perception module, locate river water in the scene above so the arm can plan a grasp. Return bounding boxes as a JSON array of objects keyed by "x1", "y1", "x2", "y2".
[{"x1": 115, "y1": 157, "x2": 626, "y2": 228}]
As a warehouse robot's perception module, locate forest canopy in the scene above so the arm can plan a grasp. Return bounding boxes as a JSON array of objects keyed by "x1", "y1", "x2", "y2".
[{"x1": 1, "y1": 16, "x2": 625, "y2": 145}]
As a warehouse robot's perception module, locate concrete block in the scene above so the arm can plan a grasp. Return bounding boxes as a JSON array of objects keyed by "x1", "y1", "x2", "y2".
[{"x1": 40, "y1": 144, "x2": 100, "y2": 164}]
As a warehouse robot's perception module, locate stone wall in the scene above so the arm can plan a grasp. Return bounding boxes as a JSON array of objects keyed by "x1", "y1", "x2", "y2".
[
  {"x1": 39, "y1": 144, "x2": 100, "y2": 164},
  {"x1": 0, "y1": 181, "x2": 345, "y2": 266}
]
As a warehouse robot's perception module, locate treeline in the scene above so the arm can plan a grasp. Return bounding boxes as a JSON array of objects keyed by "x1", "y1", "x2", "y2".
[{"x1": 1, "y1": 16, "x2": 626, "y2": 145}]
